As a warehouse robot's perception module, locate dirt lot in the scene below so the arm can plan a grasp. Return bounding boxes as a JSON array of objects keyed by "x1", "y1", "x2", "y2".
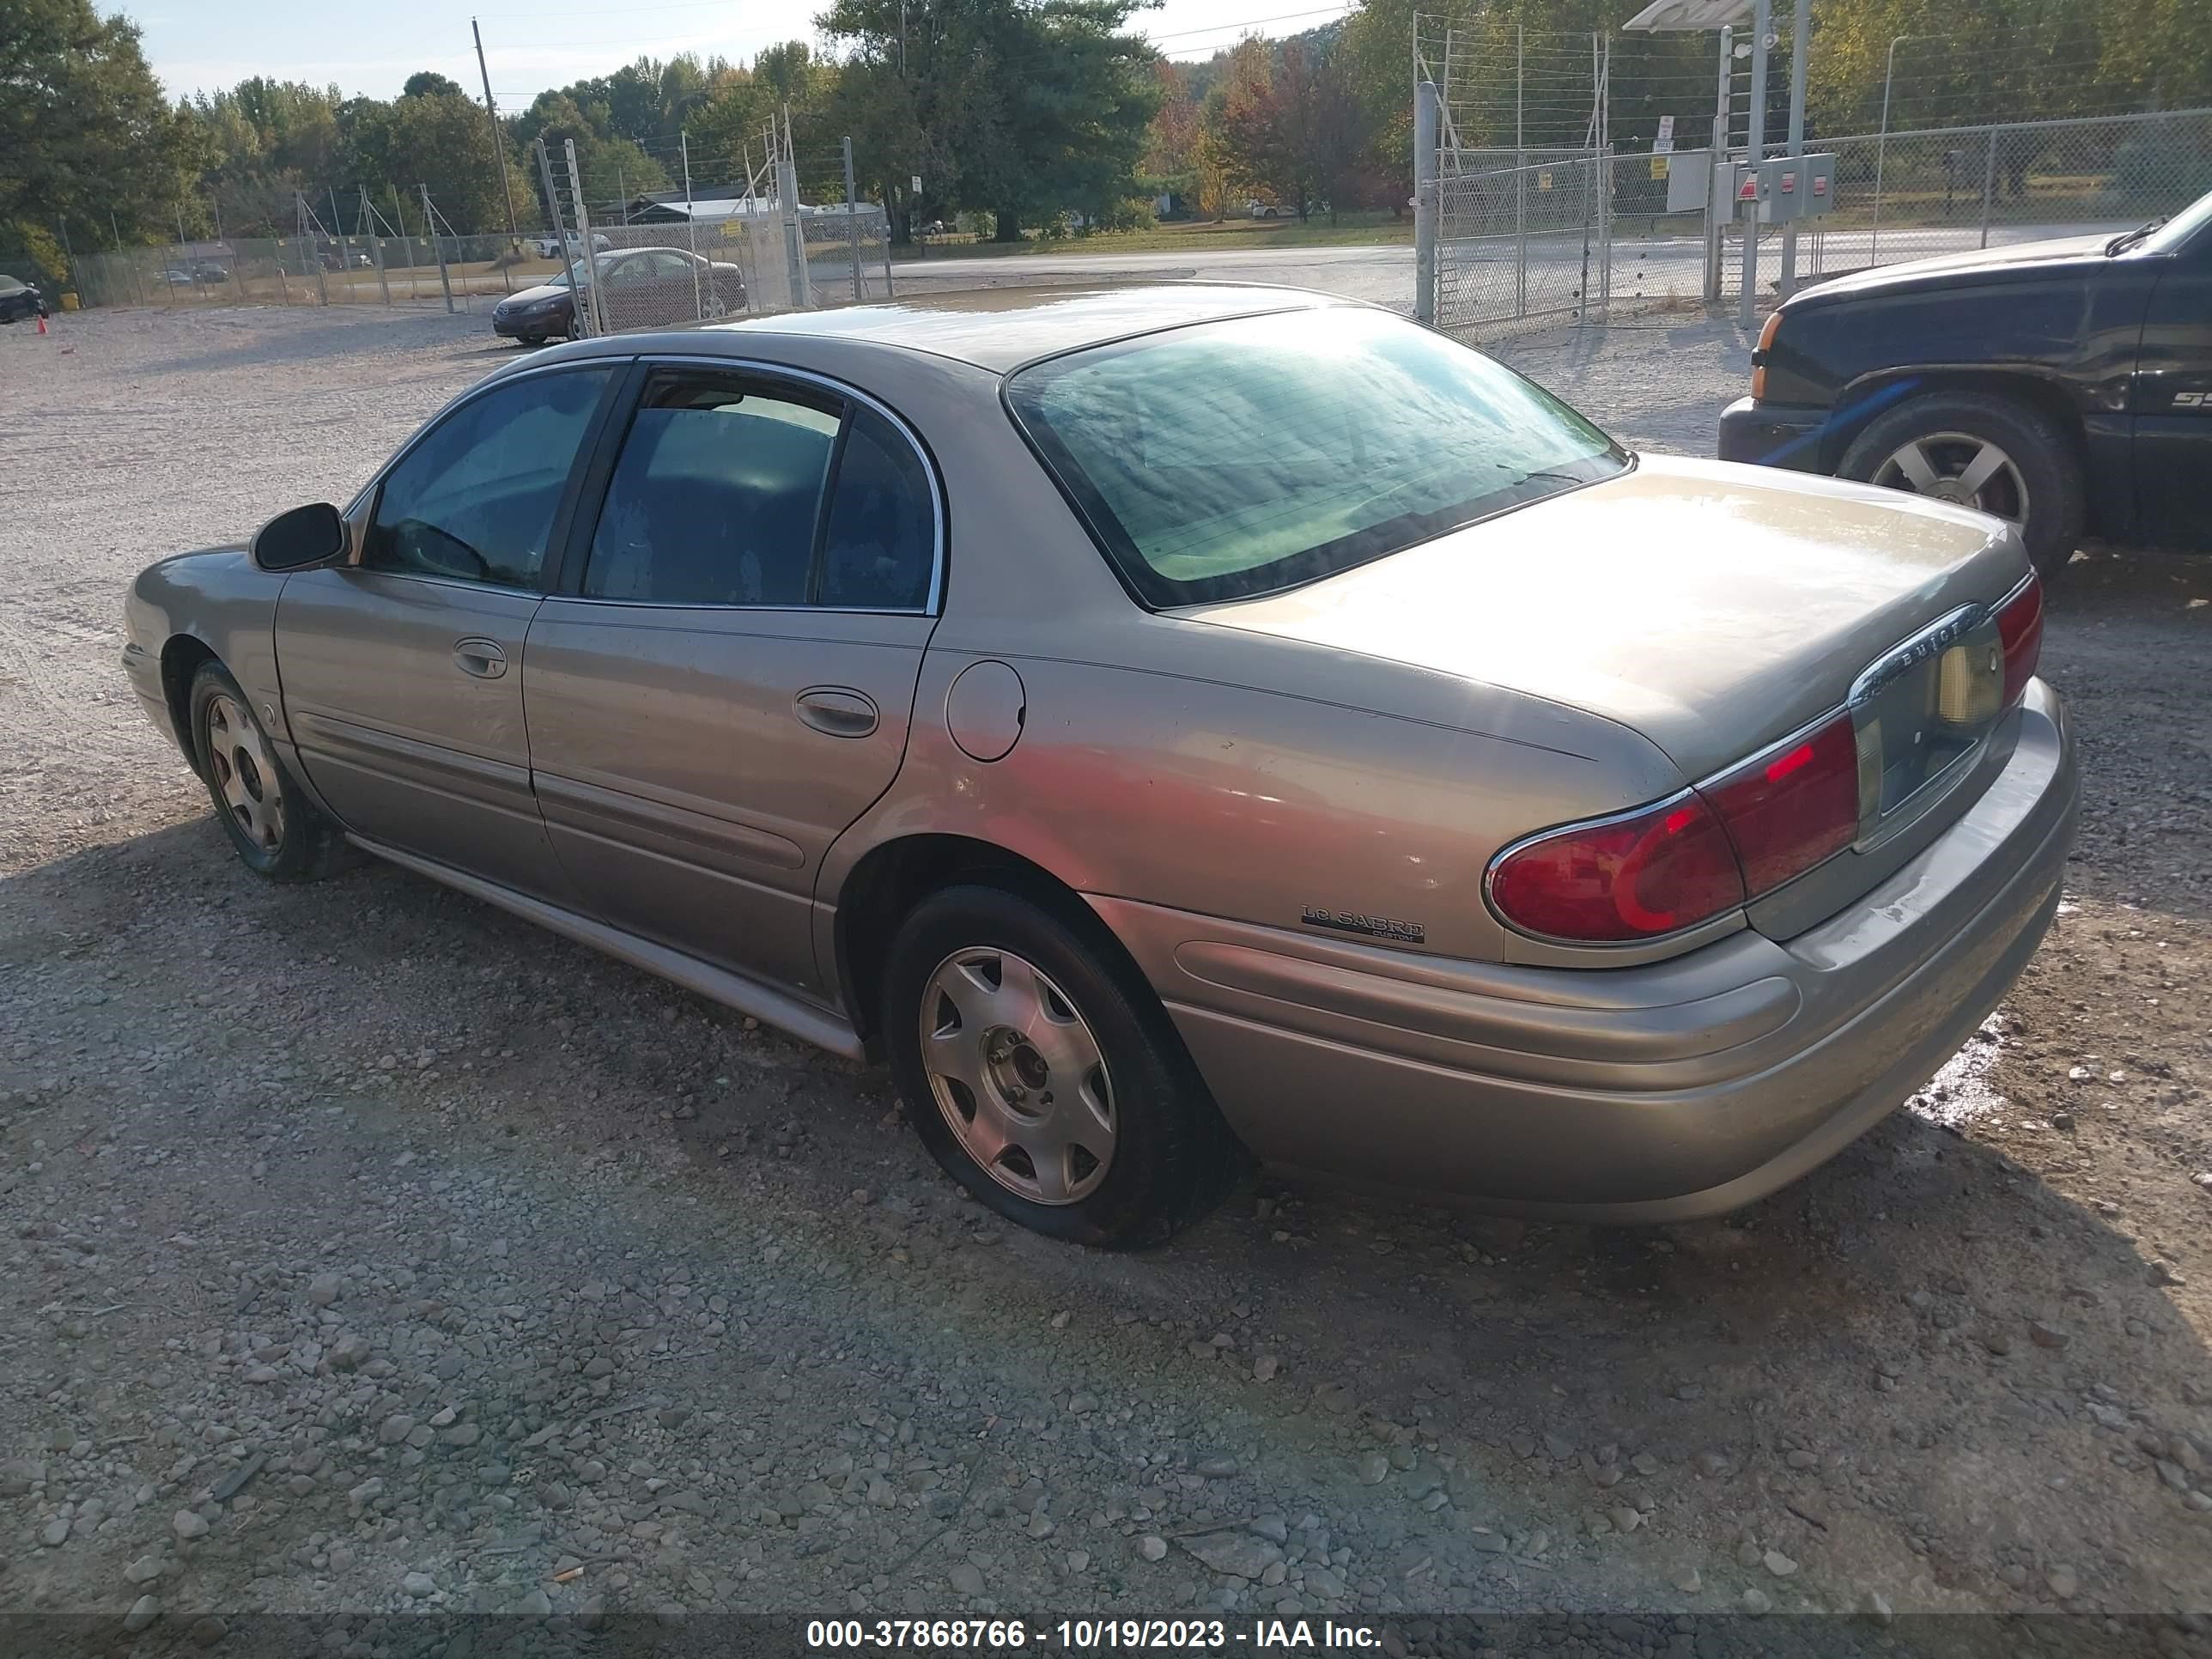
[{"x1": 1, "y1": 303, "x2": 2209, "y2": 1655}]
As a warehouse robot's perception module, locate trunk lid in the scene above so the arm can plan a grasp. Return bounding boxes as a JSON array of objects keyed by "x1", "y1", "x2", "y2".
[{"x1": 1177, "y1": 453, "x2": 2030, "y2": 782}]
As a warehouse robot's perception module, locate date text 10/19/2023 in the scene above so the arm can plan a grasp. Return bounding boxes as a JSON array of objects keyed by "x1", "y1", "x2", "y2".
[{"x1": 805, "y1": 1618, "x2": 1388, "y2": 1651}]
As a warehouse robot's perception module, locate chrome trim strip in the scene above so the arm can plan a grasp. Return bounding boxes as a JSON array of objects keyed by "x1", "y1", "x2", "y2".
[
  {"x1": 1847, "y1": 603, "x2": 1985, "y2": 710},
  {"x1": 350, "y1": 835, "x2": 865, "y2": 1060}
]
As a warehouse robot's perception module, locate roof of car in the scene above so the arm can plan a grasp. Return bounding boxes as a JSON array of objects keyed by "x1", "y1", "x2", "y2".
[{"x1": 690, "y1": 283, "x2": 1358, "y2": 373}]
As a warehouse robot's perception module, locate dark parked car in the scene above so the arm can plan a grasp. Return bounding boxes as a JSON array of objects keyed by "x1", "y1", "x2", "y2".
[
  {"x1": 0, "y1": 275, "x2": 46, "y2": 323},
  {"x1": 492, "y1": 247, "x2": 748, "y2": 344},
  {"x1": 1719, "y1": 188, "x2": 2212, "y2": 576}
]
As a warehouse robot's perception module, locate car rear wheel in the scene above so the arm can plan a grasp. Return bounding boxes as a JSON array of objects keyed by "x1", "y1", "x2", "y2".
[
  {"x1": 882, "y1": 882, "x2": 1245, "y2": 1249},
  {"x1": 1838, "y1": 391, "x2": 2085, "y2": 581},
  {"x1": 188, "y1": 663, "x2": 354, "y2": 882}
]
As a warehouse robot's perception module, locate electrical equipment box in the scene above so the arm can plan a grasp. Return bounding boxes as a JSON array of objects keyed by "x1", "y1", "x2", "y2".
[
  {"x1": 1741, "y1": 154, "x2": 1838, "y2": 222},
  {"x1": 1663, "y1": 149, "x2": 1717, "y2": 215}
]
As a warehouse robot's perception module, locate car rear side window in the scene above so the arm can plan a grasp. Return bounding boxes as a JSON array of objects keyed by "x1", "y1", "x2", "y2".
[
  {"x1": 583, "y1": 373, "x2": 935, "y2": 611},
  {"x1": 585, "y1": 373, "x2": 842, "y2": 605},
  {"x1": 1006, "y1": 307, "x2": 1626, "y2": 606},
  {"x1": 817, "y1": 409, "x2": 935, "y2": 609},
  {"x1": 364, "y1": 367, "x2": 611, "y2": 587}
]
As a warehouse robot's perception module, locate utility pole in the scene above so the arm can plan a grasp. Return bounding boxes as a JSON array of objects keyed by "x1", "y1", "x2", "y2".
[{"x1": 473, "y1": 18, "x2": 521, "y2": 250}]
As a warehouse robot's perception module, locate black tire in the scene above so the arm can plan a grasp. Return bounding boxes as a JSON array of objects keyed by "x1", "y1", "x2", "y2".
[
  {"x1": 882, "y1": 882, "x2": 1246, "y2": 1249},
  {"x1": 187, "y1": 663, "x2": 355, "y2": 882},
  {"x1": 1837, "y1": 390, "x2": 2085, "y2": 582}
]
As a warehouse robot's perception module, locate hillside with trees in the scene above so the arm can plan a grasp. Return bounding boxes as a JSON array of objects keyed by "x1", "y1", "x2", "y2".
[{"x1": 4, "y1": 0, "x2": 2209, "y2": 281}]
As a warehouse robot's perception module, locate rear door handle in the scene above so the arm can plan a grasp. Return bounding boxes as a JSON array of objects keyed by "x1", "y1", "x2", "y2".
[
  {"x1": 453, "y1": 638, "x2": 507, "y2": 679},
  {"x1": 794, "y1": 686, "x2": 879, "y2": 738}
]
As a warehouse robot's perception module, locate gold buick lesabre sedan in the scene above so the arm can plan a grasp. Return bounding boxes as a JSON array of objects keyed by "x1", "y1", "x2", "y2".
[{"x1": 123, "y1": 286, "x2": 2076, "y2": 1247}]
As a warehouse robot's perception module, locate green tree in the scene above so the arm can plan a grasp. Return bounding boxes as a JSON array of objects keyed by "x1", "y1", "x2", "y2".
[
  {"x1": 819, "y1": 0, "x2": 1158, "y2": 241},
  {"x1": 1, "y1": 0, "x2": 193, "y2": 252},
  {"x1": 402, "y1": 71, "x2": 465, "y2": 100}
]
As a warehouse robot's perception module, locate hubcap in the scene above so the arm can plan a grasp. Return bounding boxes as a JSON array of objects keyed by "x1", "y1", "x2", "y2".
[
  {"x1": 1873, "y1": 431, "x2": 2030, "y2": 527},
  {"x1": 919, "y1": 947, "x2": 1116, "y2": 1206},
  {"x1": 205, "y1": 693, "x2": 285, "y2": 854}
]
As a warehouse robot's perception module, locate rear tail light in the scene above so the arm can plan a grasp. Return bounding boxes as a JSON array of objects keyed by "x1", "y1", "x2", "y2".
[
  {"x1": 1486, "y1": 793, "x2": 1747, "y2": 944},
  {"x1": 1488, "y1": 711, "x2": 1864, "y2": 945},
  {"x1": 1699, "y1": 711, "x2": 1862, "y2": 894},
  {"x1": 1995, "y1": 572, "x2": 2043, "y2": 709},
  {"x1": 1491, "y1": 576, "x2": 2041, "y2": 946}
]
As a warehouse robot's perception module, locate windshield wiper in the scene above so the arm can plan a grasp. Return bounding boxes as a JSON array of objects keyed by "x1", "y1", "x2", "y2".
[{"x1": 2106, "y1": 216, "x2": 2168, "y2": 255}]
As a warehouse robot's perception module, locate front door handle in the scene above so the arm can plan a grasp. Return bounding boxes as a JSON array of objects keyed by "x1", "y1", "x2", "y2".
[
  {"x1": 794, "y1": 686, "x2": 879, "y2": 738},
  {"x1": 453, "y1": 638, "x2": 507, "y2": 680}
]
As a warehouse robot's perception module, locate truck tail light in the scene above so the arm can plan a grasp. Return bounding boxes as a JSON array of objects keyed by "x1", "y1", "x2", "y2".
[{"x1": 1995, "y1": 572, "x2": 2043, "y2": 709}]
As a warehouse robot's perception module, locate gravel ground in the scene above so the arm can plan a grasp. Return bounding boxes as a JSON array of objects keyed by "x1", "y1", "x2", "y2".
[{"x1": 2, "y1": 302, "x2": 2210, "y2": 1656}]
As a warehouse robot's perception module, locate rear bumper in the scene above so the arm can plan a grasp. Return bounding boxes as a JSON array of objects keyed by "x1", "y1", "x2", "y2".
[
  {"x1": 1717, "y1": 395, "x2": 1831, "y2": 473},
  {"x1": 1093, "y1": 680, "x2": 2076, "y2": 1221}
]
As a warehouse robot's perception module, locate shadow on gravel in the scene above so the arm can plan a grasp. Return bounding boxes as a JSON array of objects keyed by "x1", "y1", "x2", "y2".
[{"x1": 8, "y1": 802, "x2": 2206, "y2": 1620}]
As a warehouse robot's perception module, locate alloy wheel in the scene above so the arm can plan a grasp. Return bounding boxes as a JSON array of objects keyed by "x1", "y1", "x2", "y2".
[
  {"x1": 205, "y1": 693, "x2": 285, "y2": 854},
  {"x1": 1872, "y1": 430, "x2": 2031, "y2": 527},
  {"x1": 919, "y1": 947, "x2": 1117, "y2": 1205}
]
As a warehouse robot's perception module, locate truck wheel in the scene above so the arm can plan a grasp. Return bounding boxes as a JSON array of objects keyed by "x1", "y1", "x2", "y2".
[
  {"x1": 1838, "y1": 391, "x2": 2085, "y2": 581},
  {"x1": 882, "y1": 883, "x2": 1245, "y2": 1249}
]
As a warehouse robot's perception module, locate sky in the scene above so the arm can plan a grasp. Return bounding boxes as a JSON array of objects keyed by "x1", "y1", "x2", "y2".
[{"x1": 131, "y1": 0, "x2": 1358, "y2": 106}]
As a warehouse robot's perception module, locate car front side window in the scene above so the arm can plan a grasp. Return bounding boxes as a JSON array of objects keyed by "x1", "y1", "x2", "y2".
[{"x1": 363, "y1": 368, "x2": 612, "y2": 587}]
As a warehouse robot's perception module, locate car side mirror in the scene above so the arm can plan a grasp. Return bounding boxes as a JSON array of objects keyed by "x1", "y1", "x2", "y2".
[{"x1": 251, "y1": 502, "x2": 347, "y2": 572}]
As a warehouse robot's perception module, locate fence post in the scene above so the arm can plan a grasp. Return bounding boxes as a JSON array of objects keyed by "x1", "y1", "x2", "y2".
[
  {"x1": 1413, "y1": 78, "x2": 1439, "y2": 326},
  {"x1": 363, "y1": 189, "x2": 391, "y2": 306},
  {"x1": 1778, "y1": 0, "x2": 1809, "y2": 298},
  {"x1": 331, "y1": 189, "x2": 350, "y2": 302},
  {"x1": 392, "y1": 187, "x2": 416, "y2": 302},
  {"x1": 566, "y1": 141, "x2": 607, "y2": 335},
  {"x1": 1979, "y1": 129, "x2": 1996, "y2": 249},
  {"x1": 842, "y1": 137, "x2": 864, "y2": 303},
  {"x1": 1739, "y1": 0, "x2": 1771, "y2": 329},
  {"x1": 1516, "y1": 27, "x2": 1527, "y2": 319},
  {"x1": 682, "y1": 133, "x2": 703, "y2": 320},
  {"x1": 1706, "y1": 24, "x2": 1732, "y2": 301},
  {"x1": 423, "y1": 186, "x2": 456, "y2": 315}
]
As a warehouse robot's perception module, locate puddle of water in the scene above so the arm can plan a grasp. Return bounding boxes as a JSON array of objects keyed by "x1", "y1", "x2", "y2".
[{"x1": 1906, "y1": 1014, "x2": 2011, "y2": 1129}]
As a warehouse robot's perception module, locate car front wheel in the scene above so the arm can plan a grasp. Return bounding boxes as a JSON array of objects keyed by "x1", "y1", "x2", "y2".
[
  {"x1": 882, "y1": 883, "x2": 1244, "y2": 1249},
  {"x1": 188, "y1": 663, "x2": 354, "y2": 881},
  {"x1": 1838, "y1": 390, "x2": 2086, "y2": 581}
]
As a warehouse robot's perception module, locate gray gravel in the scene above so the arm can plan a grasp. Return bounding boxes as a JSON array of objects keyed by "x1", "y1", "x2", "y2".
[{"x1": 1, "y1": 301, "x2": 2209, "y2": 1650}]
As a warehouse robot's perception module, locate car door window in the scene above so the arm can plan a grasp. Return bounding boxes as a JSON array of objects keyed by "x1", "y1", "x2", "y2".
[
  {"x1": 818, "y1": 408, "x2": 936, "y2": 609},
  {"x1": 364, "y1": 368, "x2": 611, "y2": 587},
  {"x1": 585, "y1": 373, "x2": 843, "y2": 605}
]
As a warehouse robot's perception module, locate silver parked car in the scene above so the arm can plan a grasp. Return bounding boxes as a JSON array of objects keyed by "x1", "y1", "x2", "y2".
[{"x1": 122, "y1": 286, "x2": 2076, "y2": 1247}]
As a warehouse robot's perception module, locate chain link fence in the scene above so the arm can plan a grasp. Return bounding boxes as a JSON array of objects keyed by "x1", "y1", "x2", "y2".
[
  {"x1": 566, "y1": 202, "x2": 891, "y2": 337},
  {"x1": 71, "y1": 232, "x2": 553, "y2": 313},
  {"x1": 1792, "y1": 109, "x2": 2212, "y2": 286},
  {"x1": 1434, "y1": 153, "x2": 1612, "y2": 338}
]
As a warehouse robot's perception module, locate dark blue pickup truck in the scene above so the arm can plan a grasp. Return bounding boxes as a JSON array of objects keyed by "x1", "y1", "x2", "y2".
[{"x1": 1719, "y1": 188, "x2": 2212, "y2": 578}]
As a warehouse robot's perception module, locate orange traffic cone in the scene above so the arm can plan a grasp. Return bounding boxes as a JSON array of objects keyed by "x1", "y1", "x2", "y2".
[{"x1": 36, "y1": 313, "x2": 47, "y2": 335}]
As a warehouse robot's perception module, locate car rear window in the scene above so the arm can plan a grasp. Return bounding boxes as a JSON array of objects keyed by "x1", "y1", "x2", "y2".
[{"x1": 1005, "y1": 307, "x2": 1626, "y2": 605}]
